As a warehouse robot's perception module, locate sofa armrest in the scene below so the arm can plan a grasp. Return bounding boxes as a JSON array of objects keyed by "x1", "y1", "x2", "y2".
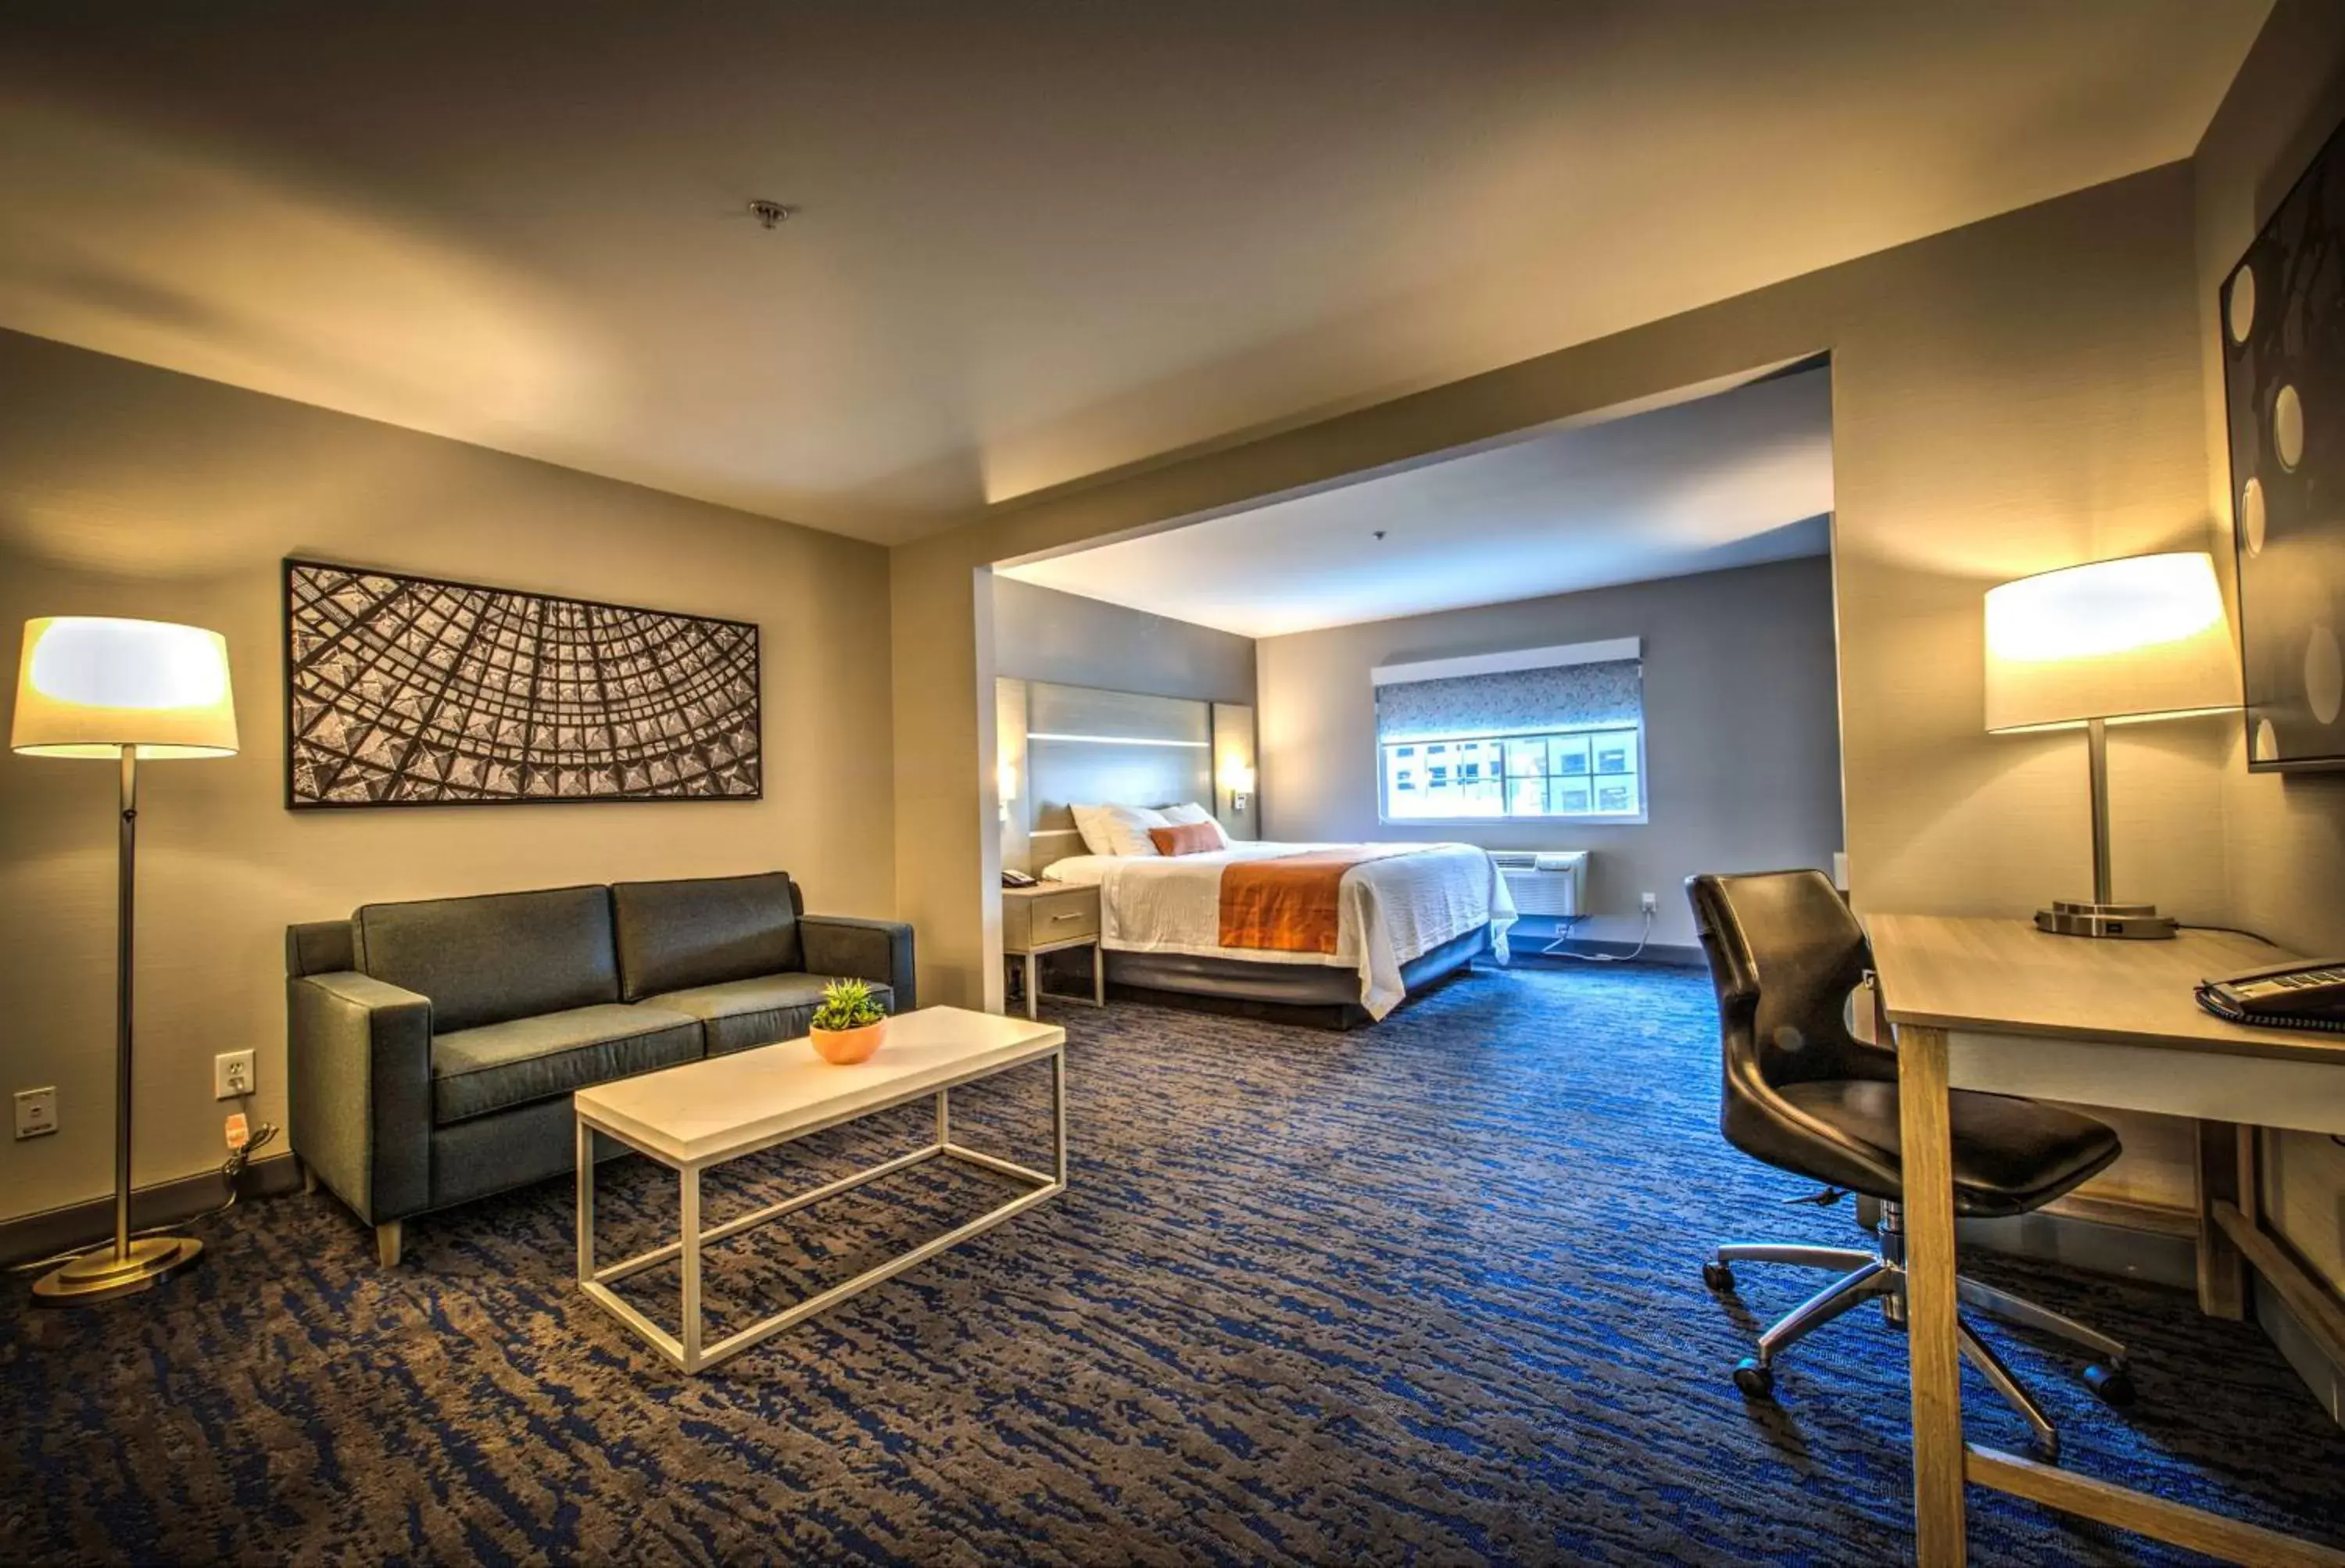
[
  {"x1": 287, "y1": 971, "x2": 434, "y2": 1225},
  {"x1": 798, "y1": 915, "x2": 917, "y2": 1011}
]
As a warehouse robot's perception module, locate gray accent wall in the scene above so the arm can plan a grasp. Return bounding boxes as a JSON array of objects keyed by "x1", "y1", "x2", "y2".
[
  {"x1": 991, "y1": 575, "x2": 1255, "y2": 704},
  {"x1": 1255, "y1": 556, "x2": 1844, "y2": 948}
]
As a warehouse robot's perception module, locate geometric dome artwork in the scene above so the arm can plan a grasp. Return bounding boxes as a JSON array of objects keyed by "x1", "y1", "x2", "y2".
[
  {"x1": 2221, "y1": 114, "x2": 2345, "y2": 772},
  {"x1": 285, "y1": 560, "x2": 761, "y2": 806}
]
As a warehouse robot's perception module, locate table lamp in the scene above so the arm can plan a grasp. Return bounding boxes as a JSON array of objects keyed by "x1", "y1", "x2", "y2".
[
  {"x1": 1983, "y1": 553, "x2": 2236, "y2": 940},
  {"x1": 13, "y1": 617, "x2": 238, "y2": 1303}
]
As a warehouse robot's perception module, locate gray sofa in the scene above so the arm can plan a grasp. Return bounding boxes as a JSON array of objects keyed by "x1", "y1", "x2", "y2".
[{"x1": 285, "y1": 872, "x2": 914, "y2": 1265}]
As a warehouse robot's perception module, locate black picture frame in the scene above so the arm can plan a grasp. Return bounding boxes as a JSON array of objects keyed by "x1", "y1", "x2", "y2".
[
  {"x1": 281, "y1": 557, "x2": 763, "y2": 808},
  {"x1": 2219, "y1": 110, "x2": 2345, "y2": 772}
]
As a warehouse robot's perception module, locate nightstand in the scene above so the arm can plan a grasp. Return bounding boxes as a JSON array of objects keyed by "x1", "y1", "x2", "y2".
[{"x1": 1001, "y1": 882, "x2": 1104, "y2": 1020}]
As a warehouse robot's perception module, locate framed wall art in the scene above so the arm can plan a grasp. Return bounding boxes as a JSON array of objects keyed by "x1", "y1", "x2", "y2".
[
  {"x1": 2220, "y1": 111, "x2": 2345, "y2": 771},
  {"x1": 283, "y1": 559, "x2": 761, "y2": 807}
]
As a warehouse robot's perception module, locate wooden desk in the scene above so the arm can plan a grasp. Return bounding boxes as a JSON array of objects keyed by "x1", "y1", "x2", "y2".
[{"x1": 1868, "y1": 915, "x2": 2345, "y2": 1568}]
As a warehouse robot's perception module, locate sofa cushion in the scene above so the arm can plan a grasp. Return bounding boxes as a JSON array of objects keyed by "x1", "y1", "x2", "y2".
[
  {"x1": 643, "y1": 973, "x2": 893, "y2": 1058},
  {"x1": 355, "y1": 885, "x2": 620, "y2": 1034},
  {"x1": 431, "y1": 1003, "x2": 702, "y2": 1126},
  {"x1": 611, "y1": 872, "x2": 804, "y2": 1002}
]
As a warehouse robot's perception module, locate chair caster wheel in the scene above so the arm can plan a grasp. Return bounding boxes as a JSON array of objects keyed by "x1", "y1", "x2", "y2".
[
  {"x1": 2083, "y1": 1362, "x2": 2135, "y2": 1407},
  {"x1": 1732, "y1": 1358, "x2": 1774, "y2": 1399},
  {"x1": 1702, "y1": 1262, "x2": 1736, "y2": 1291}
]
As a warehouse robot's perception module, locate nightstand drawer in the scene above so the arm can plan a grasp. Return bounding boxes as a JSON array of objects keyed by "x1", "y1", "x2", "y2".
[{"x1": 1004, "y1": 885, "x2": 1100, "y2": 950}]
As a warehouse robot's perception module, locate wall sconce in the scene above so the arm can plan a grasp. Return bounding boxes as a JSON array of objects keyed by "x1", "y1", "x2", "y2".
[
  {"x1": 997, "y1": 757, "x2": 1019, "y2": 823},
  {"x1": 1220, "y1": 762, "x2": 1255, "y2": 814}
]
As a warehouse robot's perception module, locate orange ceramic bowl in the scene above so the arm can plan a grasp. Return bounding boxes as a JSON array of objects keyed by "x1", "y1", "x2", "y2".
[{"x1": 809, "y1": 1021, "x2": 884, "y2": 1065}]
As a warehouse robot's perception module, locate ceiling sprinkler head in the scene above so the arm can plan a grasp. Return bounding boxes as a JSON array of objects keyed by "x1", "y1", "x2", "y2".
[
  {"x1": 1373, "y1": 530, "x2": 1387, "y2": 541},
  {"x1": 747, "y1": 199, "x2": 795, "y2": 229}
]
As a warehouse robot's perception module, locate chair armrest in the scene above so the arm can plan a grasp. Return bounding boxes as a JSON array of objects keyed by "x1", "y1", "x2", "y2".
[
  {"x1": 287, "y1": 971, "x2": 434, "y2": 1224},
  {"x1": 799, "y1": 915, "x2": 917, "y2": 1011}
]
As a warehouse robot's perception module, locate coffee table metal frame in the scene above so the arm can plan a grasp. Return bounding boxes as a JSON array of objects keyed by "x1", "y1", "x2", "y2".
[{"x1": 575, "y1": 1039, "x2": 1065, "y2": 1373}]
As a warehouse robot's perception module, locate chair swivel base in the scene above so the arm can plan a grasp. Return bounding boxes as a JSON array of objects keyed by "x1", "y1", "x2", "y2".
[
  {"x1": 1702, "y1": 1205, "x2": 2132, "y2": 1462},
  {"x1": 30, "y1": 1235, "x2": 202, "y2": 1306}
]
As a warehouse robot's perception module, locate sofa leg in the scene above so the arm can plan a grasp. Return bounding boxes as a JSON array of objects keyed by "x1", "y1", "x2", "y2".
[
  {"x1": 376, "y1": 1220, "x2": 403, "y2": 1268},
  {"x1": 299, "y1": 1157, "x2": 320, "y2": 1196}
]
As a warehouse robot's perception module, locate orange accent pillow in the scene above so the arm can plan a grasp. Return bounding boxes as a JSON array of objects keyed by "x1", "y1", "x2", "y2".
[{"x1": 1148, "y1": 822, "x2": 1223, "y2": 857}]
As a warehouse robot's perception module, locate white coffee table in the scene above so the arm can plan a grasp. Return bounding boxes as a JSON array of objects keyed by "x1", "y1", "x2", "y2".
[{"x1": 572, "y1": 1004, "x2": 1066, "y2": 1373}]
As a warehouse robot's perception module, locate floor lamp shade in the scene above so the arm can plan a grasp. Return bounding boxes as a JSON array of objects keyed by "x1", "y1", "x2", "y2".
[
  {"x1": 13, "y1": 617, "x2": 240, "y2": 757},
  {"x1": 13, "y1": 616, "x2": 237, "y2": 1305},
  {"x1": 1982, "y1": 553, "x2": 2237, "y2": 939}
]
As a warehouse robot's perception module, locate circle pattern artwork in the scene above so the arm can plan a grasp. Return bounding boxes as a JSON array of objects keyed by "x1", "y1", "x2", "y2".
[
  {"x1": 2307, "y1": 624, "x2": 2344, "y2": 728},
  {"x1": 2229, "y1": 264, "x2": 2255, "y2": 344},
  {"x1": 2255, "y1": 716, "x2": 2279, "y2": 762},
  {"x1": 286, "y1": 562, "x2": 761, "y2": 806},
  {"x1": 2240, "y1": 478, "x2": 2266, "y2": 556},
  {"x1": 2275, "y1": 384, "x2": 2305, "y2": 470}
]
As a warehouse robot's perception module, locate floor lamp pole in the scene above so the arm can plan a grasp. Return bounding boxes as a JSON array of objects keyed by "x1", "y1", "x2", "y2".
[
  {"x1": 32, "y1": 744, "x2": 204, "y2": 1304},
  {"x1": 113, "y1": 746, "x2": 137, "y2": 1262}
]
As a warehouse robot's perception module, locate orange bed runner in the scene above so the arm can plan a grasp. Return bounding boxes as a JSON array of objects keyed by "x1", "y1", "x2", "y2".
[{"x1": 1218, "y1": 850, "x2": 1380, "y2": 954}]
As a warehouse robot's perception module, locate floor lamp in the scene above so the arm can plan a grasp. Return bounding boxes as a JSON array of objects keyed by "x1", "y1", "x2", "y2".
[
  {"x1": 13, "y1": 617, "x2": 239, "y2": 1304},
  {"x1": 1983, "y1": 552, "x2": 2237, "y2": 940}
]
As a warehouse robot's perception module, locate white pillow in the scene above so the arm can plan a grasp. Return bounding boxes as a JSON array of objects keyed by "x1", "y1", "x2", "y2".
[
  {"x1": 1071, "y1": 803, "x2": 1169, "y2": 857},
  {"x1": 1158, "y1": 802, "x2": 1230, "y2": 849}
]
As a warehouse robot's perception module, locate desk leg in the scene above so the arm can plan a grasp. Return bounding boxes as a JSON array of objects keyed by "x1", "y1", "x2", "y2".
[
  {"x1": 1893, "y1": 1015, "x2": 1967, "y2": 1568},
  {"x1": 1024, "y1": 952, "x2": 1040, "y2": 1021},
  {"x1": 2196, "y1": 1120, "x2": 2248, "y2": 1319}
]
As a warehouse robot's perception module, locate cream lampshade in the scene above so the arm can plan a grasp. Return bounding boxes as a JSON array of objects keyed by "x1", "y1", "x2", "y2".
[
  {"x1": 13, "y1": 617, "x2": 240, "y2": 757},
  {"x1": 13, "y1": 616, "x2": 238, "y2": 1305},
  {"x1": 1982, "y1": 553, "x2": 2237, "y2": 938}
]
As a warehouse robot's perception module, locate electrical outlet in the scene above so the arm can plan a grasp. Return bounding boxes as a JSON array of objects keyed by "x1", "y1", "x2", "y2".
[
  {"x1": 214, "y1": 1049, "x2": 256, "y2": 1101},
  {"x1": 14, "y1": 1087, "x2": 58, "y2": 1140},
  {"x1": 1640, "y1": 891, "x2": 1659, "y2": 914}
]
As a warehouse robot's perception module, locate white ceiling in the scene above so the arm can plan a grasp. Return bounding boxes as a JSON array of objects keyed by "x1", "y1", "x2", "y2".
[
  {"x1": 1002, "y1": 363, "x2": 1834, "y2": 637},
  {"x1": 0, "y1": 3, "x2": 2267, "y2": 544}
]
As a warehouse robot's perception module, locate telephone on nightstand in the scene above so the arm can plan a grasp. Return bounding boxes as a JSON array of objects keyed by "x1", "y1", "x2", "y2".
[
  {"x1": 2195, "y1": 958, "x2": 2345, "y2": 1032},
  {"x1": 1001, "y1": 868, "x2": 1037, "y2": 888}
]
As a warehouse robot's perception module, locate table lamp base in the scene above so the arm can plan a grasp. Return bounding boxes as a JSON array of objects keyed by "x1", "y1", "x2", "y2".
[{"x1": 2035, "y1": 900, "x2": 2178, "y2": 940}]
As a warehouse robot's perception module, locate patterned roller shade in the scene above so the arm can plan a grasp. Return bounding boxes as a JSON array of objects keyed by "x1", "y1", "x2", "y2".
[{"x1": 1374, "y1": 659, "x2": 1642, "y2": 743}]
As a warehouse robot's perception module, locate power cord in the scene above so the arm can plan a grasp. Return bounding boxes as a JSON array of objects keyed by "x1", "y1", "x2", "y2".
[
  {"x1": 9, "y1": 1121, "x2": 279, "y2": 1274},
  {"x1": 1542, "y1": 907, "x2": 1656, "y2": 963}
]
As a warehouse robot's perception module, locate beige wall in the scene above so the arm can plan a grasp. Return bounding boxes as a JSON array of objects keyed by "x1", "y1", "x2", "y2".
[
  {"x1": 2193, "y1": 0, "x2": 2345, "y2": 1293},
  {"x1": 0, "y1": 329, "x2": 895, "y2": 1223},
  {"x1": 1256, "y1": 556, "x2": 1844, "y2": 950},
  {"x1": 894, "y1": 163, "x2": 2229, "y2": 1023}
]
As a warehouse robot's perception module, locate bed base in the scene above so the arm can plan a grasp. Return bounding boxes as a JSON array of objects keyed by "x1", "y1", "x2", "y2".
[{"x1": 1097, "y1": 925, "x2": 1493, "y2": 1031}]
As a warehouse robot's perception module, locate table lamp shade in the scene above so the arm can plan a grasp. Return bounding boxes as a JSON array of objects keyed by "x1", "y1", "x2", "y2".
[
  {"x1": 1983, "y1": 553, "x2": 2237, "y2": 733},
  {"x1": 12, "y1": 617, "x2": 240, "y2": 758}
]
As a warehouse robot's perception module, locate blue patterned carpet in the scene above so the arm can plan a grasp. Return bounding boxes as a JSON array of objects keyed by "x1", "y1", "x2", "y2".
[{"x1": 5, "y1": 963, "x2": 2343, "y2": 1565}]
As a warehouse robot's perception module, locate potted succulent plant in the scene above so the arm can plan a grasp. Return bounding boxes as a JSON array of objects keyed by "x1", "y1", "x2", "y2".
[{"x1": 807, "y1": 978, "x2": 889, "y2": 1064}]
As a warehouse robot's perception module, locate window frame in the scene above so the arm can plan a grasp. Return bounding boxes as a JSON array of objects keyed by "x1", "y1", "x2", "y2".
[{"x1": 1377, "y1": 721, "x2": 1649, "y2": 826}]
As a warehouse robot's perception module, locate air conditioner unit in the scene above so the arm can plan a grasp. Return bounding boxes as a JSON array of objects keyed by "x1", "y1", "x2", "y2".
[{"x1": 1488, "y1": 850, "x2": 1587, "y2": 918}]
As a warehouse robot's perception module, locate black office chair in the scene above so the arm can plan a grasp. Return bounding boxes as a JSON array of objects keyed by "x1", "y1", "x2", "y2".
[{"x1": 1686, "y1": 869, "x2": 2135, "y2": 1460}]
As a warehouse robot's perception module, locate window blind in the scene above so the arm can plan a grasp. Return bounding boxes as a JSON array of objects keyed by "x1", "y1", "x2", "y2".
[{"x1": 1373, "y1": 639, "x2": 1643, "y2": 743}]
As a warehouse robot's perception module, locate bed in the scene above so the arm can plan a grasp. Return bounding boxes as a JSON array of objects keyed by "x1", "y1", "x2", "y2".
[{"x1": 1041, "y1": 839, "x2": 1516, "y2": 1026}]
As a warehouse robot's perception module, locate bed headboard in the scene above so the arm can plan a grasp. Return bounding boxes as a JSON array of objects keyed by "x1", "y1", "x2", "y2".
[{"x1": 997, "y1": 677, "x2": 1256, "y2": 873}]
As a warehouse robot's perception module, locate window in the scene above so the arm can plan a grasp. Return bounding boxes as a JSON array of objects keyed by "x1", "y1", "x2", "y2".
[{"x1": 1372, "y1": 639, "x2": 1645, "y2": 822}]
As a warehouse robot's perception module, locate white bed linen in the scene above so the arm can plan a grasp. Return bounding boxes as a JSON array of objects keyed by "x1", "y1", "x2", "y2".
[{"x1": 1041, "y1": 842, "x2": 1516, "y2": 1019}]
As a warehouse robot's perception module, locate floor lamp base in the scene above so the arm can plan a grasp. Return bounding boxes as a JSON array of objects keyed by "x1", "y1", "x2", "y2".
[
  {"x1": 30, "y1": 1234, "x2": 202, "y2": 1305},
  {"x1": 2034, "y1": 899, "x2": 2179, "y2": 940}
]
